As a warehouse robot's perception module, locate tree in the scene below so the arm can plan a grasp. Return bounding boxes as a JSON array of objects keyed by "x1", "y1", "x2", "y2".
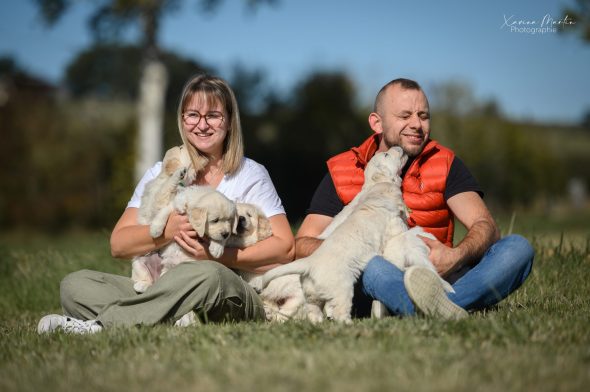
[
  {"x1": 33, "y1": 0, "x2": 278, "y2": 181},
  {"x1": 560, "y1": 0, "x2": 590, "y2": 42}
]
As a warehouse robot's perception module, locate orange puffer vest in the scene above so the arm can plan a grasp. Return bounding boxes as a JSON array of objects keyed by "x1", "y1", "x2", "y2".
[{"x1": 327, "y1": 134, "x2": 455, "y2": 246}]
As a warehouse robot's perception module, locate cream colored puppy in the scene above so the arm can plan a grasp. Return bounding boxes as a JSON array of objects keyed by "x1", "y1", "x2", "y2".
[
  {"x1": 254, "y1": 180, "x2": 409, "y2": 323},
  {"x1": 229, "y1": 204, "x2": 308, "y2": 323},
  {"x1": 320, "y1": 145, "x2": 453, "y2": 293},
  {"x1": 132, "y1": 146, "x2": 194, "y2": 292},
  {"x1": 137, "y1": 145, "x2": 194, "y2": 227},
  {"x1": 226, "y1": 203, "x2": 273, "y2": 248},
  {"x1": 132, "y1": 186, "x2": 237, "y2": 293},
  {"x1": 252, "y1": 148, "x2": 409, "y2": 323},
  {"x1": 319, "y1": 146, "x2": 407, "y2": 240}
]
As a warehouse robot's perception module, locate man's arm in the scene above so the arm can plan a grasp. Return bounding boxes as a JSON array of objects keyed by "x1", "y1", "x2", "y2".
[
  {"x1": 294, "y1": 214, "x2": 334, "y2": 258},
  {"x1": 421, "y1": 191, "x2": 500, "y2": 277}
]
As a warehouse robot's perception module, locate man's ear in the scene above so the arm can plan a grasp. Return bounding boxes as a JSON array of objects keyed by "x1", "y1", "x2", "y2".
[
  {"x1": 189, "y1": 207, "x2": 207, "y2": 237},
  {"x1": 368, "y1": 112, "x2": 383, "y2": 134}
]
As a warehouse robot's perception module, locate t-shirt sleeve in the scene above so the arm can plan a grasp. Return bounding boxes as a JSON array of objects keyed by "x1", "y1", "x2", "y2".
[
  {"x1": 126, "y1": 162, "x2": 162, "y2": 209},
  {"x1": 236, "y1": 164, "x2": 286, "y2": 218},
  {"x1": 306, "y1": 172, "x2": 344, "y2": 217},
  {"x1": 445, "y1": 157, "x2": 484, "y2": 201}
]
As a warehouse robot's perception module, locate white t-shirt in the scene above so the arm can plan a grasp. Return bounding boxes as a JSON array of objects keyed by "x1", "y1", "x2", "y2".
[{"x1": 127, "y1": 157, "x2": 286, "y2": 218}]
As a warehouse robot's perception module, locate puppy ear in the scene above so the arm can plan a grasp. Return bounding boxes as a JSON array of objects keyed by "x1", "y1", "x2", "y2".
[
  {"x1": 232, "y1": 211, "x2": 239, "y2": 235},
  {"x1": 257, "y1": 215, "x2": 273, "y2": 240},
  {"x1": 189, "y1": 207, "x2": 207, "y2": 237},
  {"x1": 163, "y1": 146, "x2": 182, "y2": 175}
]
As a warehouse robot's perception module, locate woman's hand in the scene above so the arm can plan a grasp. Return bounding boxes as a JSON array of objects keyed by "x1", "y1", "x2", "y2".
[
  {"x1": 164, "y1": 211, "x2": 196, "y2": 241},
  {"x1": 175, "y1": 230, "x2": 213, "y2": 260}
]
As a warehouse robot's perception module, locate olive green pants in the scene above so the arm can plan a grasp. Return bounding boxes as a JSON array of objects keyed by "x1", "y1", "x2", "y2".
[{"x1": 59, "y1": 261, "x2": 266, "y2": 328}]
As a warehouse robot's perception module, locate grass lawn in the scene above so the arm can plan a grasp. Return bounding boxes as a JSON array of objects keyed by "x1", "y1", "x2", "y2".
[{"x1": 0, "y1": 210, "x2": 589, "y2": 392}]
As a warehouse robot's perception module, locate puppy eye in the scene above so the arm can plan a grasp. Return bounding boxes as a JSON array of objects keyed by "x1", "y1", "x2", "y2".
[{"x1": 211, "y1": 218, "x2": 219, "y2": 223}]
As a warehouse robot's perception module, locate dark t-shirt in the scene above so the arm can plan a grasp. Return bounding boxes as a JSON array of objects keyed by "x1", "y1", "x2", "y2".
[{"x1": 306, "y1": 156, "x2": 483, "y2": 217}]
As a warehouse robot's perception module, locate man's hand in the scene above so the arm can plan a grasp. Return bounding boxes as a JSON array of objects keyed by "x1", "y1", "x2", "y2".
[
  {"x1": 419, "y1": 235, "x2": 461, "y2": 277},
  {"x1": 419, "y1": 191, "x2": 500, "y2": 278},
  {"x1": 295, "y1": 214, "x2": 333, "y2": 258}
]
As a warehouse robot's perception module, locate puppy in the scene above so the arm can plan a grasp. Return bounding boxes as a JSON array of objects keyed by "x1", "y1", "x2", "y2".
[
  {"x1": 319, "y1": 146, "x2": 408, "y2": 239},
  {"x1": 252, "y1": 148, "x2": 410, "y2": 323},
  {"x1": 132, "y1": 146, "x2": 194, "y2": 293},
  {"x1": 132, "y1": 185, "x2": 237, "y2": 293},
  {"x1": 226, "y1": 203, "x2": 273, "y2": 248},
  {"x1": 320, "y1": 145, "x2": 453, "y2": 293},
  {"x1": 137, "y1": 145, "x2": 194, "y2": 226},
  {"x1": 229, "y1": 204, "x2": 308, "y2": 323},
  {"x1": 254, "y1": 180, "x2": 408, "y2": 323}
]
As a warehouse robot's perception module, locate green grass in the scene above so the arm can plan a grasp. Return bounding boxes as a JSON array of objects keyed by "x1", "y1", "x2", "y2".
[{"x1": 1, "y1": 217, "x2": 589, "y2": 392}]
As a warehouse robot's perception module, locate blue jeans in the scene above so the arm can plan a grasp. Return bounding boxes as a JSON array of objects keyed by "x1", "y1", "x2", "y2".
[{"x1": 357, "y1": 234, "x2": 534, "y2": 316}]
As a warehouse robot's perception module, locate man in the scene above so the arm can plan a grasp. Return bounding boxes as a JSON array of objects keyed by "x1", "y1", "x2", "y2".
[{"x1": 296, "y1": 78, "x2": 534, "y2": 320}]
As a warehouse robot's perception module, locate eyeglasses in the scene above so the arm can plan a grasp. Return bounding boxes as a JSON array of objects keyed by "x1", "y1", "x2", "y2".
[{"x1": 182, "y1": 111, "x2": 225, "y2": 127}]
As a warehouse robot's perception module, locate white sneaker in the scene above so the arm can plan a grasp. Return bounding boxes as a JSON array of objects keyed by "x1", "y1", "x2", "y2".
[
  {"x1": 174, "y1": 311, "x2": 201, "y2": 327},
  {"x1": 404, "y1": 266, "x2": 468, "y2": 320},
  {"x1": 371, "y1": 300, "x2": 390, "y2": 319},
  {"x1": 37, "y1": 314, "x2": 103, "y2": 334}
]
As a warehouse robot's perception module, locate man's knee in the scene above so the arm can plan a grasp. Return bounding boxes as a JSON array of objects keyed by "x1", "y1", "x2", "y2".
[
  {"x1": 503, "y1": 234, "x2": 534, "y2": 271},
  {"x1": 362, "y1": 256, "x2": 403, "y2": 292}
]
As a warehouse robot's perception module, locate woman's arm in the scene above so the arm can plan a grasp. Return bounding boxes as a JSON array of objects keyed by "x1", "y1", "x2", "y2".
[
  {"x1": 175, "y1": 213, "x2": 295, "y2": 271},
  {"x1": 110, "y1": 207, "x2": 195, "y2": 259}
]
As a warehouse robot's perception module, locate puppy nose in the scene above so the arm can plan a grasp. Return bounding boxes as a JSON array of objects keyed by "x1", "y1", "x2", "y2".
[
  {"x1": 222, "y1": 231, "x2": 230, "y2": 239},
  {"x1": 238, "y1": 216, "x2": 246, "y2": 227}
]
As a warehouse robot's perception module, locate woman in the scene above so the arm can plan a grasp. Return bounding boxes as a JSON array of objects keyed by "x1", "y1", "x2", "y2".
[{"x1": 38, "y1": 74, "x2": 295, "y2": 334}]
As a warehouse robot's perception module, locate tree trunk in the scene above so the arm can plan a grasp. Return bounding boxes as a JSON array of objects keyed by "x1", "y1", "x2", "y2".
[{"x1": 135, "y1": 58, "x2": 168, "y2": 182}]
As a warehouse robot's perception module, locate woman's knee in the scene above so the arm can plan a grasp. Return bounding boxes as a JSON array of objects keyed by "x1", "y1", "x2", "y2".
[
  {"x1": 172, "y1": 261, "x2": 241, "y2": 294},
  {"x1": 59, "y1": 269, "x2": 94, "y2": 312}
]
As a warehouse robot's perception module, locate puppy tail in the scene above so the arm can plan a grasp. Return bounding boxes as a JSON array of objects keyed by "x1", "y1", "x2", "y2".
[{"x1": 260, "y1": 259, "x2": 310, "y2": 289}]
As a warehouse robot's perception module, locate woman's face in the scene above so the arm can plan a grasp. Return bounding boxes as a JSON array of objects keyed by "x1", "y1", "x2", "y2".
[{"x1": 182, "y1": 93, "x2": 228, "y2": 159}]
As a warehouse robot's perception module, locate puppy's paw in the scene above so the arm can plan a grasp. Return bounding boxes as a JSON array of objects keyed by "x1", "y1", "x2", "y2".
[
  {"x1": 174, "y1": 311, "x2": 199, "y2": 327},
  {"x1": 248, "y1": 276, "x2": 264, "y2": 293},
  {"x1": 208, "y1": 242, "x2": 225, "y2": 258},
  {"x1": 149, "y1": 224, "x2": 165, "y2": 238},
  {"x1": 134, "y1": 281, "x2": 150, "y2": 293}
]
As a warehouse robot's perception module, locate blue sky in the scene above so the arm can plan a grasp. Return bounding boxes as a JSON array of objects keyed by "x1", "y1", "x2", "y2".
[{"x1": 1, "y1": 0, "x2": 589, "y2": 124}]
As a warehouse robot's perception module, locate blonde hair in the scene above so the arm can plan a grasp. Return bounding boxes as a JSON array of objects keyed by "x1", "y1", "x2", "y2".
[{"x1": 177, "y1": 74, "x2": 244, "y2": 176}]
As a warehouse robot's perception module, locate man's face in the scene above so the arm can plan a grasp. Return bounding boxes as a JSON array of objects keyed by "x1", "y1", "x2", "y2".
[{"x1": 370, "y1": 84, "x2": 431, "y2": 157}]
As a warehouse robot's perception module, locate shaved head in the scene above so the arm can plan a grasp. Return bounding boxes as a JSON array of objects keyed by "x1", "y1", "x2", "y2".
[{"x1": 374, "y1": 78, "x2": 423, "y2": 114}]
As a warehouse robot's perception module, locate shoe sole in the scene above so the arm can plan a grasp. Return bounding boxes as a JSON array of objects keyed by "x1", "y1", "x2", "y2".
[
  {"x1": 404, "y1": 266, "x2": 468, "y2": 320},
  {"x1": 37, "y1": 314, "x2": 66, "y2": 334},
  {"x1": 371, "y1": 300, "x2": 390, "y2": 319}
]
